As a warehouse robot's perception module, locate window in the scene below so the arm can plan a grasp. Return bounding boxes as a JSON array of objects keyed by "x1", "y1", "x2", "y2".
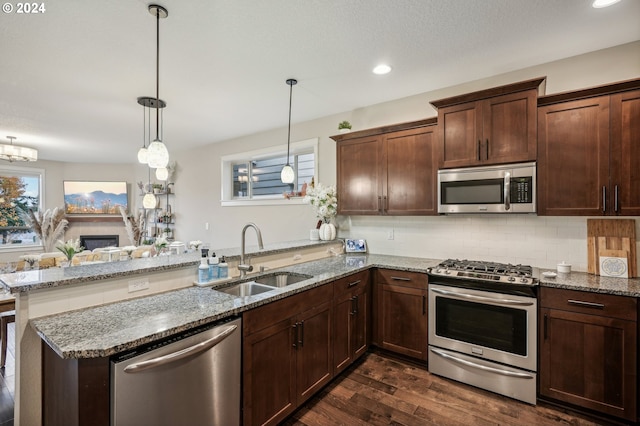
[
  {"x1": 0, "y1": 165, "x2": 44, "y2": 249},
  {"x1": 222, "y1": 138, "x2": 317, "y2": 206}
]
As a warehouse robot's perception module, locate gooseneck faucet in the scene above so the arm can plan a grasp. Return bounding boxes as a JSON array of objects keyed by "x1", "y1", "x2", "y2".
[{"x1": 238, "y1": 222, "x2": 264, "y2": 278}]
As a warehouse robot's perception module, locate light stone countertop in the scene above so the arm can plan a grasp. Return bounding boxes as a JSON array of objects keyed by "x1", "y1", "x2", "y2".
[
  {"x1": 29, "y1": 251, "x2": 640, "y2": 359},
  {"x1": 0, "y1": 239, "x2": 338, "y2": 294}
]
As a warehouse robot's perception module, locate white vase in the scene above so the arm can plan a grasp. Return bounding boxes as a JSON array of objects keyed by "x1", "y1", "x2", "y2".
[{"x1": 319, "y1": 223, "x2": 336, "y2": 241}]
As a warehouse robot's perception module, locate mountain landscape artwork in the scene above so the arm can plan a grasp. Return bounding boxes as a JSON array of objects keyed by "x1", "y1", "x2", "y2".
[{"x1": 63, "y1": 181, "x2": 128, "y2": 215}]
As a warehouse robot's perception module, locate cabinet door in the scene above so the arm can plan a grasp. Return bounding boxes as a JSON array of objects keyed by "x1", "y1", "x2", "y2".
[
  {"x1": 537, "y1": 96, "x2": 610, "y2": 215},
  {"x1": 351, "y1": 284, "x2": 369, "y2": 360},
  {"x1": 439, "y1": 101, "x2": 482, "y2": 168},
  {"x1": 483, "y1": 89, "x2": 537, "y2": 164},
  {"x1": 384, "y1": 126, "x2": 438, "y2": 215},
  {"x1": 378, "y1": 284, "x2": 428, "y2": 360},
  {"x1": 610, "y1": 89, "x2": 640, "y2": 216},
  {"x1": 243, "y1": 319, "x2": 297, "y2": 426},
  {"x1": 296, "y1": 300, "x2": 333, "y2": 405},
  {"x1": 333, "y1": 290, "x2": 353, "y2": 374},
  {"x1": 336, "y1": 136, "x2": 384, "y2": 215},
  {"x1": 540, "y1": 308, "x2": 637, "y2": 421}
]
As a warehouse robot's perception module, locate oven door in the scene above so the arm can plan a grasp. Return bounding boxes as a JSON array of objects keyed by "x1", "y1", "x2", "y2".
[{"x1": 428, "y1": 283, "x2": 536, "y2": 371}]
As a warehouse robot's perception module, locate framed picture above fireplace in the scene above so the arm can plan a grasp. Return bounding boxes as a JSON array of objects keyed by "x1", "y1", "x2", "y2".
[{"x1": 63, "y1": 181, "x2": 128, "y2": 215}]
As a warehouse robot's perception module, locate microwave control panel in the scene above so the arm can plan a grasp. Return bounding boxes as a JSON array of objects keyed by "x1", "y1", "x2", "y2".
[{"x1": 510, "y1": 177, "x2": 533, "y2": 203}]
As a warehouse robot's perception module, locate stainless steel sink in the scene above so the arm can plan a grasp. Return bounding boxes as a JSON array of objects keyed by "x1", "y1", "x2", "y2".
[
  {"x1": 218, "y1": 282, "x2": 276, "y2": 297},
  {"x1": 254, "y1": 272, "x2": 312, "y2": 288}
]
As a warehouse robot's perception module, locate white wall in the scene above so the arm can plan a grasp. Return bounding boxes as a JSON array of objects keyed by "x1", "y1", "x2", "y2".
[{"x1": 171, "y1": 41, "x2": 640, "y2": 271}]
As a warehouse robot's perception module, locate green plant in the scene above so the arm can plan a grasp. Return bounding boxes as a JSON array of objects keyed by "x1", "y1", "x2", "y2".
[
  {"x1": 152, "y1": 183, "x2": 164, "y2": 190},
  {"x1": 338, "y1": 120, "x2": 352, "y2": 130}
]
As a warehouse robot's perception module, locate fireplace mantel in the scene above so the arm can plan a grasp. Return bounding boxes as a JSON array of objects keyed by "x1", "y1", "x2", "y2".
[{"x1": 66, "y1": 216, "x2": 122, "y2": 223}]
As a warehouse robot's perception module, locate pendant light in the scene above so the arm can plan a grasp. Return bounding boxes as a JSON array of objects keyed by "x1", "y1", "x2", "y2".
[
  {"x1": 280, "y1": 78, "x2": 297, "y2": 184},
  {"x1": 146, "y1": 4, "x2": 170, "y2": 169},
  {"x1": 0, "y1": 136, "x2": 38, "y2": 162},
  {"x1": 142, "y1": 166, "x2": 157, "y2": 209}
]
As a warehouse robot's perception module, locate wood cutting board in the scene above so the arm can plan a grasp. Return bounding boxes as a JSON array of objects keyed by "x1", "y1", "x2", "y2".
[{"x1": 587, "y1": 219, "x2": 637, "y2": 277}]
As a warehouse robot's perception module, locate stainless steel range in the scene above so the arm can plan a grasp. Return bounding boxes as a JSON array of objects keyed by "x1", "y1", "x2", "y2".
[{"x1": 428, "y1": 259, "x2": 538, "y2": 405}]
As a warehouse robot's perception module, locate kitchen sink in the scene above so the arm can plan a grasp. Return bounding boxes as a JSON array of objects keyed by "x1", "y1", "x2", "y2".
[
  {"x1": 254, "y1": 272, "x2": 312, "y2": 288},
  {"x1": 218, "y1": 282, "x2": 277, "y2": 297}
]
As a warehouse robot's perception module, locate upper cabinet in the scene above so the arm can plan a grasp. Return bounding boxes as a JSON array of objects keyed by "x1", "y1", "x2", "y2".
[
  {"x1": 537, "y1": 79, "x2": 640, "y2": 216},
  {"x1": 431, "y1": 77, "x2": 545, "y2": 169},
  {"x1": 332, "y1": 119, "x2": 438, "y2": 216}
]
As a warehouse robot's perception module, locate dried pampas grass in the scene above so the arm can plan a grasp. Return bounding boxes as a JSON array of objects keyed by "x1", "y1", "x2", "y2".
[
  {"x1": 24, "y1": 207, "x2": 69, "y2": 252},
  {"x1": 119, "y1": 206, "x2": 146, "y2": 246}
]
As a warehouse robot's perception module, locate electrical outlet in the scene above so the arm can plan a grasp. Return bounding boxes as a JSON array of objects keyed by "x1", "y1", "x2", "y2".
[
  {"x1": 387, "y1": 229, "x2": 394, "y2": 240},
  {"x1": 205, "y1": 222, "x2": 209, "y2": 230},
  {"x1": 128, "y1": 277, "x2": 149, "y2": 293}
]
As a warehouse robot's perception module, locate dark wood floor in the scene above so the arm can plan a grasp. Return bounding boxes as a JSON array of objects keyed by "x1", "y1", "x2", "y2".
[
  {"x1": 0, "y1": 322, "x2": 14, "y2": 426},
  {"x1": 284, "y1": 352, "x2": 619, "y2": 426}
]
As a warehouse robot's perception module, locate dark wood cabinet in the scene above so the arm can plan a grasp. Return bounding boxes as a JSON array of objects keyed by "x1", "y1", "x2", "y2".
[
  {"x1": 333, "y1": 120, "x2": 438, "y2": 216},
  {"x1": 242, "y1": 284, "x2": 333, "y2": 426},
  {"x1": 333, "y1": 270, "x2": 370, "y2": 374},
  {"x1": 431, "y1": 78, "x2": 543, "y2": 169},
  {"x1": 537, "y1": 80, "x2": 640, "y2": 216},
  {"x1": 375, "y1": 269, "x2": 428, "y2": 361},
  {"x1": 539, "y1": 287, "x2": 637, "y2": 421}
]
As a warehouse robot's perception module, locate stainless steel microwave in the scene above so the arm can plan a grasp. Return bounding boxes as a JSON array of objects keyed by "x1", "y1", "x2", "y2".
[{"x1": 437, "y1": 162, "x2": 536, "y2": 214}]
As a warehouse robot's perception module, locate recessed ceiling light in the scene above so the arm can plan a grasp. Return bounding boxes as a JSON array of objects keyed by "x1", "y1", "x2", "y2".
[
  {"x1": 373, "y1": 64, "x2": 392, "y2": 75},
  {"x1": 592, "y1": 0, "x2": 621, "y2": 8}
]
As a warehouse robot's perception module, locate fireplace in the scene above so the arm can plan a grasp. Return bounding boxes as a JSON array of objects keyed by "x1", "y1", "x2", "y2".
[{"x1": 80, "y1": 235, "x2": 119, "y2": 251}]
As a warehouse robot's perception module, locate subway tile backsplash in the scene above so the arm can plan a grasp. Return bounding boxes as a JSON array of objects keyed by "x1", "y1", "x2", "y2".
[{"x1": 338, "y1": 215, "x2": 639, "y2": 273}]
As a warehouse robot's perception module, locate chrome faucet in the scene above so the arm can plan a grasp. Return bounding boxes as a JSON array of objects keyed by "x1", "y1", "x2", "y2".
[{"x1": 238, "y1": 222, "x2": 264, "y2": 278}]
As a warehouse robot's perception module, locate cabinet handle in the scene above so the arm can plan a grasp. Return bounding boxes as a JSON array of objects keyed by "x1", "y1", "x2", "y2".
[
  {"x1": 390, "y1": 276, "x2": 411, "y2": 282},
  {"x1": 602, "y1": 186, "x2": 607, "y2": 213},
  {"x1": 477, "y1": 140, "x2": 482, "y2": 161},
  {"x1": 485, "y1": 139, "x2": 489, "y2": 160},
  {"x1": 348, "y1": 280, "x2": 361, "y2": 287},
  {"x1": 292, "y1": 323, "x2": 298, "y2": 348},
  {"x1": 350, "y1": 296, "x2": 357, "y2": 315},
  {"x1": 543, "y1": 313, "x2": 548, "y2": 340},
  {"x1": 614, "y1": 185, "x2": 619, "y2": 213},
  {"x1": 353, "y1": 295, "x2": 359, "y2": 315},
  {"x1": 422, "y1": 295, "x2": 426, "y2": 315},
  {"x1": 299, "y1": 320, "x2": 304, "y2": 347},
  {"x1": 384, "y1": 196, "x2": 389, "y2": 213},
  {"x1": 568, "y1": 299, "x2": 605, "y2": 309},
  {"x1": 378, "y1": 196, "x2": 382, "y2": 214}
]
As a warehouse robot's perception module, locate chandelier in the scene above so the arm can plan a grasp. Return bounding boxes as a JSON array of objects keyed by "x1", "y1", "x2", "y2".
[{"x1": 0, "y1": 136, "x2": 38, "y2": 162}]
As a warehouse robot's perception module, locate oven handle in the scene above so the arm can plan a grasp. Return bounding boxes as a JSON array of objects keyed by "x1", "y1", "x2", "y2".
[
  {"x1": 430, "y1": 348, "x2": 535, "y2": 379},
  {"x1": 430, "y1": 287, "x2": 534, "y2": 306}
]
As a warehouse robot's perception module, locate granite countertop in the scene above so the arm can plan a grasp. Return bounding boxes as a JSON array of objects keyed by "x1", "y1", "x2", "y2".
[
  {"x1": 0, "y1": 239, "x2": 338, "y2": 294},
  {"x1": 30, "y1": 251, "x2": 640, "y2": 359}
]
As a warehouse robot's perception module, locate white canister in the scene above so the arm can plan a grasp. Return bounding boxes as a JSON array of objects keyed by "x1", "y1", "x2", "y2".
[
  {"x1": 310, "y1": 229, "x2": 320, "y2": 241},
  {"x1": 557, "y1": 261, "x2": 572, "y2": 273}
]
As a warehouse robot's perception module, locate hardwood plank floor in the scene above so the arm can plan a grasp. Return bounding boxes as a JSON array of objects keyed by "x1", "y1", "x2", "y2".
[{"x1": 284, "y1": 352, "x2": 620, "y2": 426}]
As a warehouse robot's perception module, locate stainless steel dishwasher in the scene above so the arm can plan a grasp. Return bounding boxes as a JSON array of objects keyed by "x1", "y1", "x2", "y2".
[{"x1": 111, "y1": 316, "x2": 241, "y2": 426}]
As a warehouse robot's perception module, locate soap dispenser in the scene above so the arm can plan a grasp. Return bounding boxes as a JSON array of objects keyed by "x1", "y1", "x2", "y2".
[
  {"x1": 218, "y1": 256, "x2": 228, "y2": 279},
  {"x1": 198, "y1": 258, "x2": 209, "y2": 284},
  {"x1": 208, "y1": 252, "x2": 219, "y2": 280}
]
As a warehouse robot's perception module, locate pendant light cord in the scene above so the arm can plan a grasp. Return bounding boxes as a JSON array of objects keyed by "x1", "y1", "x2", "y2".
[
  {"x1": 155, "y1": 7, "x2": 160, "y2": 142},
  {"x1": 285, "y1": 79, "x2": 297, "y2": 166}
]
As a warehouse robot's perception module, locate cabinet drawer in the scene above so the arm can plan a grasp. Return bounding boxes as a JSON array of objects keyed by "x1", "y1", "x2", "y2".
[
  {"x1": 377, "y1": 269, "x2": 427, "y2": 289},
  {"x1": 540, "y1": 287, "x2": 637, "y2": 321},
  {"x1": 243, "y1": 284, "x2": 333, "y2": 336},
  {"x1": 333, "y1": 270, "x2": 370, "y2": 297}
]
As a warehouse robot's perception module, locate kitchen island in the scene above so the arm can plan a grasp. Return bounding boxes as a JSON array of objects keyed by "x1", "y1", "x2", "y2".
[{"x1": 5, "y1": 244, "x2": 640, "y2": 425}]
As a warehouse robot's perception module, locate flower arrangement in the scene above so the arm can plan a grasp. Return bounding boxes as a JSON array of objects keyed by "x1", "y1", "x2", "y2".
[
  {"x1": 304, "y1": 183, "x2": 338, "y2": 222},
  {"x1": 154, "y1": 236, "x2": 169, "y2": 255},
  {"x1": 189, "y1": 240, "x2": 203, "y2": 250},
  {"x1": 56, "y1": 239, "x2": 84, "y2": 261}
]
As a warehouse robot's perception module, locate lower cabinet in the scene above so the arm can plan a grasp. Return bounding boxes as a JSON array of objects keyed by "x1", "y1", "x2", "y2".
[
  {"x1": 333, "y1": 270, "x2": 370, "y2": 374},
  {"x1": 375, "y1": 269, "x2": 428, "y2": 361},
  {"x1": 539, "y1": 287, "x2": 637, "y2": 422},
  {"x1": 242, "y1": 284, "x2": 333, "y2": 426}
]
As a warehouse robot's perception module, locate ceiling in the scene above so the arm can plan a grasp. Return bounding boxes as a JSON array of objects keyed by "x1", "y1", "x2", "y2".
[{"x1": 1, "y1": 0, "x2": 639, "y2": 164}]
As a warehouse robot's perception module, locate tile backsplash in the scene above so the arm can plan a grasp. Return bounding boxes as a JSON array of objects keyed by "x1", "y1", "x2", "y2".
[{"x1": 338, "y1": 215, "x2": 639, "y2": 272}]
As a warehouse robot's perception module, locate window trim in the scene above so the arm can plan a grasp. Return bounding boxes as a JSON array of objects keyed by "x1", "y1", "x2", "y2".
[
  {"x1": 221, "y1": 138, "x2": 318, "y2": 207},
  {"x1": 0, "y1": 164, "x2": 45, "y2": 252}
]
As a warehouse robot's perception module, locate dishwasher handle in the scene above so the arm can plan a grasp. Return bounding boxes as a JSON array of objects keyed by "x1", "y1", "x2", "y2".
[{"x1": 124, "y1": 324, "x2": 238, "y2": 374}]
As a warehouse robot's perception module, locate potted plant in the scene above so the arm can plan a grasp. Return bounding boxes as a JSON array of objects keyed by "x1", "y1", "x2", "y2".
[
  {"x1": 338, "y1": 120, "x2": 352, "y2": 134},
  {"x1": 152, "y1": 183, "x2": 164, "y2": 194}
]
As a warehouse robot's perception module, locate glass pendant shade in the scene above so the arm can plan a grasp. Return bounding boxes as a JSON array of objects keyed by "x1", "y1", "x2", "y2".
[
  {"x1": 280, "y1": 164, "x2": 294, "y2": 184},
  {"x1": 137, "y1": 147, "x2": 149, "y2": 164},
  {"x1": 147, "y1": 139, "x2": 169, "y2": 168},
  {"x1": 142, "y1": 192, "x2": 157, "y2": 209},
  {"x1": 155, "y1": 167, "x2": 168, "y2": 181}
]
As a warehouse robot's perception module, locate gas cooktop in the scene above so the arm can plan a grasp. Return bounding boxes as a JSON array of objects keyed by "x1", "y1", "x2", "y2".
[{"x1": 429, "y1": 259, "x2": 538, "y2": 286}]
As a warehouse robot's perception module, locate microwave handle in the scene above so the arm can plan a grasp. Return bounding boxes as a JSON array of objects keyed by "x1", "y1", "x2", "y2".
[{"x1": 504, "y1": 172, "x2": 511, "y2": 211}]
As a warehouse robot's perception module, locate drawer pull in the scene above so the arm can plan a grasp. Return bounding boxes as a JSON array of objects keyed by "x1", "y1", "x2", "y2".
[
  {"x1": 348, "y1": 280, "x2": 361, "y2": 287},
  {"x1": 390, "y1": 276, "x2": 411, "y2": 282},
  {"x1": 567, "y1": 299, "x2": 605, "y2": 309}
]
